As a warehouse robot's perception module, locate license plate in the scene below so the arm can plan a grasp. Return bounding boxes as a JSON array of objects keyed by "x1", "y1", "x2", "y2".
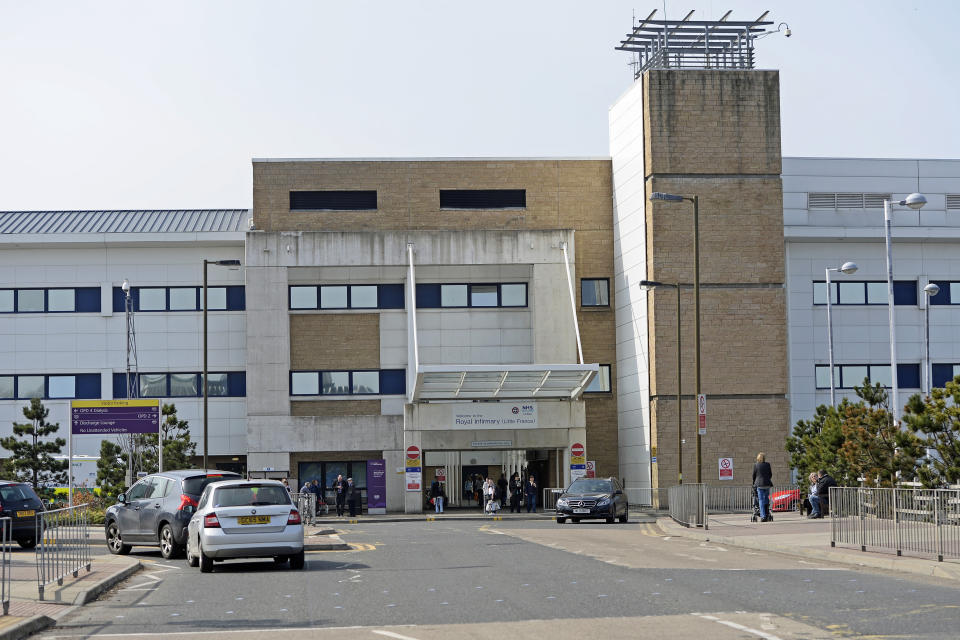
[
  {"x1": 237, "y1": 515, "x2": 270, "y2": 525},
  {"x1": 16, "y1": 510, "x2": 35, "y2": 518},
  {"x1": 573, "y1": 508, "x2": 591, "y2": 514}
]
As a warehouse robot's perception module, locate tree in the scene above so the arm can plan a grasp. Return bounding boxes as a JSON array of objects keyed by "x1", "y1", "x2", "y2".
[
  {"x1": 901, "y1": 375, "x2": 960, "y2": 487},
  {"x1": 96, "y1": 439, "x2": 128, "y2": 500},
  {"x1": 786, "y1": 402, "x2": 851, "y2": 483},
  {"x1": 136, "y1": 404, "x2": 197, "y2": 474},
  {"x1": 0, "y1": 398, "x2": 68, "y2": 489}
]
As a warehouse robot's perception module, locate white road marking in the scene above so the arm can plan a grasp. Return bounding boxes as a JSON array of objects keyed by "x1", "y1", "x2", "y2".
[
  {"x1": 372, "y1": 630, "x2": 422, "y2": 640},
  {"x1": 691, "y1": 613, "x2": 785, "y2": 640}
]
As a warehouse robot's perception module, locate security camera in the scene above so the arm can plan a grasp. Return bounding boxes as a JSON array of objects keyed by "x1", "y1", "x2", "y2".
[
  {"x1": 784, "y1": 28, "x2": 791, "y2": 37},
  {"x1": 248, "y1": 218, "x2": 256, "y2": 230}
]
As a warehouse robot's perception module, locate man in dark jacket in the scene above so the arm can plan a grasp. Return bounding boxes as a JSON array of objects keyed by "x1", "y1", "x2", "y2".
[
  {"x1": 509, "y1": 473, "x2": 523, "y2": 513},
  {"x1": 752, "y1": 452, "x2": 773, "y2": 522},
  {"x1": 497, "y1": 475, "x2": 508, "y2": 509},
  {"x1": 524, "y1": 475, "x2": 538, "y2": 513},
  {"x1": 333, "y1": 474, "x2": 347, "y2": 517},
  {"x1": 815, "y1": 470, "x2": 837, "y2": 517},
  {"x1": 346, "y1": 477, "x2": 359, "y2": 517}
]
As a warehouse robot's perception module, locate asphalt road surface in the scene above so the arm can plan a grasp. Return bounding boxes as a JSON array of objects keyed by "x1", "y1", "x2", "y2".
[{"x1": 38, "y1": 518, "x2": 960, "y2": 639}]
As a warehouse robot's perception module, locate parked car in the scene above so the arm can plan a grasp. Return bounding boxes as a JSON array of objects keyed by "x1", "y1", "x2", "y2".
[
  {"x1": 771, "y1": 488, "x2": 801, "y2": 512},
  {"x1": 105, "y1": 470, "x2": 241, "y2": 558},
  {"x1": 556, "y1": 477, "x2": 629, "y2": 524},
  {"x1": 0, "y1": 482, "x2": 45, "y2": 548},
  {"x1": 185, "y1": 479, "x2": 304, "y2": 572}
]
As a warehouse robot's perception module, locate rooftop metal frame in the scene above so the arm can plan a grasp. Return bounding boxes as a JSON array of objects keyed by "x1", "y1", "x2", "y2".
[{"x1": 616, "y1": 9, "x2": 773, "y2": 77}]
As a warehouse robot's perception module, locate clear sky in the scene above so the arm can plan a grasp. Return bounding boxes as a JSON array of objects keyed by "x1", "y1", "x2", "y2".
[{"x1": 1, "y1": 1, "x2": 957, "y2": 210}]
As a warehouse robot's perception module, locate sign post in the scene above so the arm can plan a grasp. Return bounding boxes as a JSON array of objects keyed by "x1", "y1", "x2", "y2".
[
  {"x1": 570, "y1": 442, "x2": 587, "y2": 482},
  {"x1": 697, "y1": 394, "x2": 707, "y2": 436},
  {"x1": 405, "y1": 445, "x2": 422, "y2": 492},
  {"x1": 70, "y1": 399, "x2": 161, "y2": 507}
]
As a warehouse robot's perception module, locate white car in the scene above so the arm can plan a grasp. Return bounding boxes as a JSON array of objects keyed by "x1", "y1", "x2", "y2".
[{"x1": 185, "y1": 479, "x2": 305, "y2": 572}]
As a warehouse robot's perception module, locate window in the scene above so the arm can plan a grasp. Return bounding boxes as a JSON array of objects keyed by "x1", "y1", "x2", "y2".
[
  {"x1": 48, "y1": 376, "x2": 76, "y2": 399},
  {"x1": 0, "y1": 377, "x2": 12, "y2": 399},
  {"x1": 439, "y1": 189, "x2": 525, "y2": 209},
  {"x1": 290, "y1": 370, "x2": 406, "y2": 396},
  {"x1": 17, "y1": 290, "x2": 44, "y2": 313},
  {"x1": 581, "y1": 279, "x2": 610, "y2": 307},
  {"x1": 290, "y1": 190, "x2": 377, "y2": 211},
  {"x1": 932, "y1": 364, "x2": 960, "y2": 389},
  {"x1": 47, "y1": 289, "x2": 75, "y2": 312},
  {"x1": 288, "y1": 284, "x2": 405, "y2": 310},
  {"x1": 17, "y1": 376, "x2": 44, "y2": 399},
  {"x1": 113, "y1": 286, "x2": 245, "y2": 312},
  {"x1": 415, "y1": 283, "x2": 528, "y2": 309},
  {"x1": 813, "y1": 281, "x2": 917, "y2": 306},
  {"x1": 585, "y1": 365, "x2": 611, "y2": 393},
  {"x1": 815, "y1": 364, "x2": 921, "y2": 389},
  {"x1": 0, "y1": 288, "x2": 99, "y2": 313},
  {"x1": 929, "y1": 281, "x2": 960, "y2": 305},
  {"x1": 2, "y1": 374, "x2": 98, "y2": 399},
  {"x1": 113, "y1": 372, "x2": 245, "y2": 398},
  {"x1": 0, "y1": 291, "x2": 12, "y2": 313}
]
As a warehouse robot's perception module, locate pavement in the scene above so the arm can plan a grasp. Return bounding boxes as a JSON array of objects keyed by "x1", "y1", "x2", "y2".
[{"x1": 657, "y1": 509, "x2": 960, "y2": 582}]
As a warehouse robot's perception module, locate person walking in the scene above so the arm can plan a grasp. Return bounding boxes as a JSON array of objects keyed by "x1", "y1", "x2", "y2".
[
  {"x1": 346, "y1": 477, "x2": 359, "y2": 517},
  {"x1": 333, "y1": 474, "x2": 347, "y2": 517},
  {"x1": 509, "y1": 473, "x2": 522, "y2": 513},
  {"x1": 806, "y1": 472, "x2": 821, "y2": 519},
  {"x1": 497, "y1": 475, "x2": 508, "y2": 509},
  {"x1": 752, "y1": 452, "x2": 773, "y2": 522},
  {"x1": 473, "y1": 475, "x2": 484, "y2": 509},
  {"x1": 430, "y1": 478, "x2": 444, "y2": 514},
  {"x1": 524, "y1": 475, "x2": 538, "y2": 513}
]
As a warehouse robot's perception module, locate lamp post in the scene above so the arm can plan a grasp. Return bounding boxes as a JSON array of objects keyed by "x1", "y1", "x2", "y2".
[
  {"x1": 882, "y1": 193, "x2": 927, "y2": 424},
  {"x1": 923, "y1": 283, "x2": 940, "y2": 395},
  {"x1": 650, "y1": 191, "x2": 701, "y2": 482},
  {"x1": 640, "y1": 280, "x2": 682, "y2": 484},
  {"x1": 203, "y1": 259, "x2": 242, "y2": 471},
  {"x1": 824, "y1": 262, "x2": 858, "y2": 406}
]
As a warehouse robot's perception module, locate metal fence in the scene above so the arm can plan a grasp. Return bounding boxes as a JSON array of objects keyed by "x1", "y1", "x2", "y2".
[
  {"x1": 291, "y1": 492, "x2": 327, "y2": 524},
  {"x1": 542, "y1": 488, "x2": 562, "y2": 511},
  {"x1": 627, "y1": 487, "x2": 670, "y2": 511},
  {"x1": 668, "y1": 484, "x2": 707, "y2": 529},
  {"x1": 705, "y1": 484, "x2": 801, "y2": 514},
  {"x1": 830, "y1": 487, "x2": 960, "y2": 562},
  {"x1": 0, "y1": 518, "x2": 9, "y2": 615},
  {"x1": 36, "y1": 504, "x2": 92, "y2": 600}
]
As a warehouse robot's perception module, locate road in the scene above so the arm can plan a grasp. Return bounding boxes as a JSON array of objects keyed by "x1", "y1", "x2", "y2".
[{"x1": 37, "y1": 518, "x2": 960, "y2": 639}]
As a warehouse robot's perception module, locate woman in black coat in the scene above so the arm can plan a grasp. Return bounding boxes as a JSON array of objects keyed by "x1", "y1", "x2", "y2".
[{"x1": 752, "y1": 452, "x2": 773, "y2": 522}]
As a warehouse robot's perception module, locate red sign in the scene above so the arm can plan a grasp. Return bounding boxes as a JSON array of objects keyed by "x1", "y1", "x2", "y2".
[
  {"x1": 571, "y1": 442, "x2": 585, "y2": 458},
  {"x1": 406, "y1": 446, "x2": 420, "y2": 462},
  {"x1": 585, "y1": 460, "x2": 596, "y2": 478}
]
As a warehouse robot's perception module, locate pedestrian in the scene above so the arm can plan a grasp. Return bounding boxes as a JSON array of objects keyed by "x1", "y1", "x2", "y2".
[
  {"x1": 524, "y1": 475, "x2": 538, "y2": 513},
  {"x1": 346, "y1": 477, "x2": 359, "y2": 517},
  {"x1": 473, "y1": 475, "x2": 484, "y2": 508},
  {"x1": 752, "y1": 452, "x2": 773, "y2": 522},
  {"x1": 463, "y1": 477, "x2": 473, "y2": 501},
  {"x1": 497, "y1": 474, "x2": 508, "y2": 509},
  {"x1": 309, "y1": 479, "x2": 324, "y2": 516},
  {"x1": 806, "y1": 472, "x2": 821, "y2": 519},
  {"x1": 815, "y1": 469, "x2": 837, "y2": 517},
  {"x1": 510, "y1": 473, "x2": 522, "y2": 513},
  {"x1": 333, "y1": 474, "x2": 347, "y2": 517},
  {"x1": 430, "y1": 478, "x2": 445, "y2": 514},
  {"x1": 299, "y1": 480, "x2": 315, "y2": 523},
  {"x1": 281, "y1": 478, "x2": 291, "y2": 493}
]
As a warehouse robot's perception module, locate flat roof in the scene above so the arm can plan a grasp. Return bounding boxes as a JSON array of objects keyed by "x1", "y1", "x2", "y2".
[
  {"x1": 253, "y1": 156, "x2": 611, "y2": 163},
  {"x1": 0, "y1": 210, "x2": 250, "y2": 234}
]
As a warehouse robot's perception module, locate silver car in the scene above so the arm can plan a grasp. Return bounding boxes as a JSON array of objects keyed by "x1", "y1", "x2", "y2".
[{"x1": 185, "y1": 479, "x2": 305, "y2": 572}]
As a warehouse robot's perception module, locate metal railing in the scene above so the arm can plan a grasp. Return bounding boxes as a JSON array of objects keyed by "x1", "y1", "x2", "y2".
[
  {"x1": 542, "y1": 488, "x2": 562, "y2": 511},
  {"x1": 705, "y1": 484, "x2": 801, "y2": 514},
  {"x1": 36, "y1": 504, "x2": 92, "y2": 600},
  {"x1": 291, "y1": 492, "x2": 326, "y2": 523},
  {"x1": 668, "y1": 484, "x2": 707, "y2": 529},
  {"x1": 830, "y1": 487, "x2": 960, "y2": 562},
  {"x1": 0, "y1": 518, "x2": 10, "y2": 615},
  {"x1": 628, "y1": 487, "x2": 670, "y2": 510}
]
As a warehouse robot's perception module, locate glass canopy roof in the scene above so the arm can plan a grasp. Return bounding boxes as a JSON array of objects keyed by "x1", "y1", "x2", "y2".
[{"x1": 411, "y1": 364, "x2": 599, "y2": 401}]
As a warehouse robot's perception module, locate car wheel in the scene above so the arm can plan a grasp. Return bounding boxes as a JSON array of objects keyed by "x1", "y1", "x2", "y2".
[
  {"x1": 106, "y1": 521, "x2": 131, "y2": 555},
  {"x1": 290, "y1": 550, "x2": 305, "y2": 570},
  {"x1": 17, "y1": 537, "x2": 36, "y2": 550},
  {"x1": 274, "y1": 555, "x2": 289, "y2": 564},
  {"x1": 186, "y1": 543, "x2": 199, "y2": 567},
  {"x1": 606, "y1": 516, "x2": 615, "y2": 524},
  {"x1": 619, "y1": 509, "x2": 628, "y2": 524},
  {"x1": 556, "y1": 517, "x2": 566, "y2": 524},
  {"x1": 199, "y1": 543, "x2": 213, "y2": 573},
  {"x1": 159, "y1": 524, "x2": 182, "y2": 559}
]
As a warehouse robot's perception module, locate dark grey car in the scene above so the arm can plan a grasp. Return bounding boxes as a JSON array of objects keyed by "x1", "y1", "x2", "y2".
[
  {"x1": 105, "y1": 470, "x2": 240, "y2": 558},
  {"x1": 0, "y1": 482, "x2": 45, "y2": 548},
  {"x1": 555, "y1": 477, "x2": 629, "y2": 524}
]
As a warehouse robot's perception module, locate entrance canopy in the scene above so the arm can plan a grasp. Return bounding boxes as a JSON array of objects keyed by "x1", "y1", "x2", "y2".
[{"x1": 411, "y1": 364, "x2": 599, "y2": 401}]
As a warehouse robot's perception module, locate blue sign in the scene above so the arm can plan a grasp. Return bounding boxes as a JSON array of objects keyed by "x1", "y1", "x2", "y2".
[
  {"x1": 570, "y1": 464, "x2": 586, "y2": 470},
  {"x1": 366, "y1": 459, "x2": 386, "y2": 510},
  {"x1": 651, "y1": 457, "x2": 657, "y2": 463}
]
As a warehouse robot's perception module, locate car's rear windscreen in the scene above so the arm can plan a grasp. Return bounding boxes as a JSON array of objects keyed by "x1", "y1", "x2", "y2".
[
  {"x1": 213, "y1": 485, "x2": 291, "y2": 507},
  {"x1": 183, "y1": 473, "x2": 241, "y2": 496},
  {"x1": 0, "y1": 485, "x2": 39, "y2": 502}
]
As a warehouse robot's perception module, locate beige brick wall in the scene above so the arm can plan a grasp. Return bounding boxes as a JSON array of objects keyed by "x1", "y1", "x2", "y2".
[
  {"x1": 289, "y1": 314, "x2": 380, "y2": 370},
  {"x1": 643, "y1": 69, "x2": 788, "y2": 488},
  {"x1": 291, "y1": 400, "x2": 382, "y2": 417}
]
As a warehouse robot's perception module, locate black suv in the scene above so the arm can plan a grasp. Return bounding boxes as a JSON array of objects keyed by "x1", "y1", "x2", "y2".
[
  {"x1": 0, "y1": 482, "x2": 45, "y2": 548},
  {"x1": 556, "y1": 477, "x2": 629, "y2": 524},
  {"x1": 105, "y1": 470, "x2": 240, "y2": 558}
]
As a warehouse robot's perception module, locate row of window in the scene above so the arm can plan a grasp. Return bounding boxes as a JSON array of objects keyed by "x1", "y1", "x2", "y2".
[
  {"x1": 416, "y1": 283, "x2": 527, "y2": 309},
  {"x1": 113, "y1": 373, "x2": 247, "y2": 398},
  {"x1": 809, "y1": 193, "x2": 960, "y2": 210},
  {"x1": 290, "y1": 284, "x2": 404, "y2": 310},
  {"x1": 290, "y1": 370, "x2": 406, "y2": 396},
  {"x1": 113, "y1": 286, "x2": 245, "y2": 312},
  {"x1": 289, "y1": 189, "x2": 527, "y2": 212},
  {"x1": 814, "y1": 364, "x2": 920, "y2": 390},
  {"x1": 813, "y1": 280, "x2": 960, "y2": 306},
  {"x1": 0, "y1": 288, "x2": 100, "y2": 314},
  {"x1": 0, "y1": 374, "x2": 100, "y2": 400}
]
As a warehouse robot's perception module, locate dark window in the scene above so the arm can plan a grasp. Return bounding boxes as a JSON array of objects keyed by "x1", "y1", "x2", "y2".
[
  {"x1": 815, "y1": 364, "x2": 920, "y2": 389},
  {"x1": 379, "y1": 284, "x2": 405, "y2": 309},
  {"x1": 113, "y1": 372, "x2": 246, "y2": 398},
  {"x1": 0, "y1": 373, "x2": 101, "y2": 399},
  {"x1": 290, "y1": 191, "x2": 377, "y2": 211},
  {"x1": 932, "y1": 364, "x2": 960, "y2": 389},
  {"x1": 893, "y1": 281, "x2": 918, "y2": 306},
  {"x1": 416, "y1": 284, "x2": 441, "y2": 308},
  {"x1": 290, "y1": 369, "x2": 406, "y2": 396},
  {"x1": 929, "y1": 281, "x2": 958, "y2": 305},
  {"x1": 183, "y1": 472, "x2": 242, "y2": 496},
  {"x1": 113, "y1": 286, "x2": 244, "y2": 312},
  {"x1": 897, "y1": 364, "x2": 921, "y2": 390},
  {"x1": 439, "y1": 189, "x2": 526, "y2": 209},
  {"x1": 75, "y1": 288, "x2": 101, "y2": 312},
  {"x1": 416, "y1": 283, "x2": 528, "y2": 309},
  {"x1": 581, "y1": 279, "x2": 610, "y2": 307},
  {"x1": 813, "y1": 280, "x2": 917, "y2": 306},
  {"x1": 380, "y1": 370, "x2": 406, "y2": 395}
]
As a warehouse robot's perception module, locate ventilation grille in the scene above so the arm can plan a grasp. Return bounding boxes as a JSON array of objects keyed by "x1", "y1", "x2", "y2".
[
  {"x1": 947, "y1": 194, "x2": 960, "y2": 210},
  {"x1": 808, "y1": 193, "x2": 891, "y2": 209}
]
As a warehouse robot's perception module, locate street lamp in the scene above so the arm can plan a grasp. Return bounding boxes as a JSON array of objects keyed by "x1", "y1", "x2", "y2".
[
  {"x1": 649, "y1": 191, "x2": 701, "y2": 482},
  {"x1": 882, "y1": 193, "x2": 926, "y2": 424},
  {"x1": 824, "y1": 261, "x2": 858, "y2": 407},
  {"x1": 203, "y1": 259, "x2": 242, "y2": 472},
  {"x1": 923, "y1": 283, "x2": 940, "y2": 395},
  {"x1": 640, "y1": 280, "x2": 682, "y2": 484}
]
